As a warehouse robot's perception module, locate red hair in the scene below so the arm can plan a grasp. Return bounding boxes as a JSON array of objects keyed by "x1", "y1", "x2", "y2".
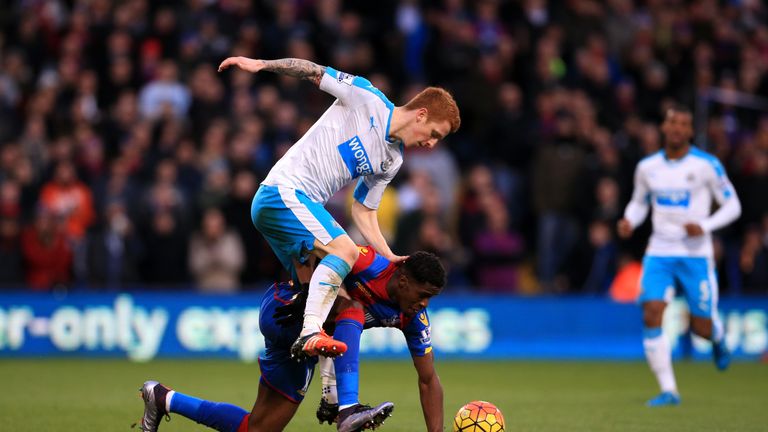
[{"x1": 403, "y1": 87, "x2": 461, "y2": 133}]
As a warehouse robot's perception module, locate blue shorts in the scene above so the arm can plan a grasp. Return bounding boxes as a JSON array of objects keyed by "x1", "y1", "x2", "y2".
[
  {"x1": 639, "y1": 256, "x2": 718, "y2": 318},
  {"x1": 251, "y1": 184, "x2": 347, "y2": 272},
  {"x1": 258, "y1": 282, "x2": 317, "y2": 403}
]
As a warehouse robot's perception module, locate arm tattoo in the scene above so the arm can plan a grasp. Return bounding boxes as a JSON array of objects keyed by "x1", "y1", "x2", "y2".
[{"x1": 261, "y1": 58, "x2": 325, "y2": 86}]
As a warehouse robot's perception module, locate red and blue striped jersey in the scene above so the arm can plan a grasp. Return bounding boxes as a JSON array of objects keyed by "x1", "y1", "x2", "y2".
[{"x1": 344, "y1": 246, "x2": 433, "y2": 357}]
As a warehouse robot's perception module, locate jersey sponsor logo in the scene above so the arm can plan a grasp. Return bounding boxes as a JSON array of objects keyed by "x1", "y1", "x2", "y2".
[
  {"x1": 338, "y1": 135, "x2": 373, "y2": 178},
  {"x1": 353, "y1": 281, "x2": 374, "y2": 302},
  {"x1": 654, "y1": 189, "x2": 691, "y2": 207},
  {"x1": 337, "y1": 71, "x2": 356, "y2": 86}
]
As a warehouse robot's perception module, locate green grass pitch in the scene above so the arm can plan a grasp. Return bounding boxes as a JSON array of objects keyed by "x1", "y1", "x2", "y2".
[{"x1": 1, "y1": 359, "x2": 766, "y2": 431}]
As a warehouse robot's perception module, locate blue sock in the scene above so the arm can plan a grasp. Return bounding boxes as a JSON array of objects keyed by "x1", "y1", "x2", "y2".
[
  {"x1": 169, "y1": 392, "x2": 248, "y2": 432},
  {"x1": 334, "y1": 318, "x2": 363, "y2": 408},
  {"x1": 643, "y1": 327, "x2": 662, "y2": 340}
]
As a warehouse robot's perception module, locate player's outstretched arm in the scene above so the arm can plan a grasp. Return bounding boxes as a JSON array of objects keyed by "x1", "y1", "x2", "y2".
[
  {"x1": 218, "y1": 57, "x2": 325, "y2": 86},
  {"x1": 412, "y1": 352, "x2": 443, "y2": 432},
  {"x1": 351, "y1": 201, "x2": 407, "y2": 262}
]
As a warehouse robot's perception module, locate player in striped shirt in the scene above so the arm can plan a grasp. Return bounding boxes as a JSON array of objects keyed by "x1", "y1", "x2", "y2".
[{"x1": 135, "y1": 250, "x2": 445, "y2": 432}]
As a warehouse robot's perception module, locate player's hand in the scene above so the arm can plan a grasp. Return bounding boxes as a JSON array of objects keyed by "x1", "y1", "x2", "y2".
[
  {"x1": 684, "y1": 223, "x2": 705, "y2": 237},
  {"x1": 383, "y1": 253, "x2": 409, "y2": 263},
  {"x1": 218, "y1": 56, "x2": 264, "y2": 73},
  {"x1": 617, "y1": 218, "x2": 633, "y2": 239},
  {"x1": 273, "y1": 283, "x2": 308, "y2": 328}
]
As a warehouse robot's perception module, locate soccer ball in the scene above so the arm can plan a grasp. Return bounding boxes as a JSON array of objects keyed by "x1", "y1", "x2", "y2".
[{"x1": 453, "y1": 400, "x2": 505, "y2": 432}]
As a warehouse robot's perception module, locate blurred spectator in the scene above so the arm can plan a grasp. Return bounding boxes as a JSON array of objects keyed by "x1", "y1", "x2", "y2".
[
  {"x1": 740, "y1": 217, "x2": 768, "y2": 293},
  {"x1": 404, "y1": 144, "x2": 459, "y2": 212},
  {"x1": 92, "y1": 158, "x2": 139, "y2": 217},
  {"x1": 138, "y1": 60, "x2": 191, "y2": 120},
  {"x1": 140, "y1": 210, "x2": 189, "y2": 286},
  {"x1": 737, "y1": 147, "x2": 768, "y2": 226},
  {"x1": 188, "y1": 64, "x2": 226, "y2": 138},
  {"x1": 84, "y1": 200, "x2": 142, "y2": 289},
  {"x1": 198, "y1": 166, "x2": 231, "y2": 211},
  {"x1": 394, "y1": 182, "x2": 444, "y2": 255},
  {"x1": 20, "y1": 207, "x2": 72, "y2": 290},
  {"x1": 532, "y1": 111, "x2": 587, "y2": 292},
  {"x1": 0, "y1": 180, "x2": 24, "y2": 285},
  {"x1": 223, "y1": 170, "x2": 281, "y2": 285},
  {"x1": 39, "y1": 160, "x2": 95, "y2": 241},
  {"x1": 0, "y1": 212, "x2": 23, "y2": 286},
  {"x1": 609, "y1": 255, "x2": 642, "y2": 303},
  {"x1": 484, "y1": 82, "x2": 531, "y2": 220},
  {"x1": 140, "y1": 158, "x2": 189, "y2": 228},
  {"x1": 397, "y1": 169, "x2": 432, "y2": 214},
  {"x1": 189, "y1": 207, "x2": 245, "y2": 293},
  {"x1": 471, "y1": 192, "x2": 524, "y2": 292},
  {"x1": 0, "y1": 0, "x2": 765, "y2": 293},
  {"x1": 582, "y1": 219, "x2": 618, "y2": 295},
  {"x1": 458, "y1": 164, "x2": 497, "y2": 248}
]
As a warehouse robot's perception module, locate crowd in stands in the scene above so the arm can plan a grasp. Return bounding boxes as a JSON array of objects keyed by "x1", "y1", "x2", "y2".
[{"x1": 0, "y1": 0, "x2": 766, "y2": 295}]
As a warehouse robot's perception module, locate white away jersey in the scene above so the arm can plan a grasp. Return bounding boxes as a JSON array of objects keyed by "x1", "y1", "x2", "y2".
[
  {"x1": 624, "y1": 148, "x2": 740, "y2": 257},
  {"x1": 262, "y1": 67, "x2": 403, "y2": 209}
]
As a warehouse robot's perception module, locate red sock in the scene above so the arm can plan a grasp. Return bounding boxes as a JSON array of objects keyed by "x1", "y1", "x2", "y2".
[{"x1": 237, "y1": 414, "x2": 249, "y2": 432}]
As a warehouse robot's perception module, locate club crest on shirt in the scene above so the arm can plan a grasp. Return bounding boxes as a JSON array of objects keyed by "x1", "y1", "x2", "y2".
[
  {"x1": 418, "y1": 311, "x2": 429, "y2": 326},
  {"x1": 380, "y1": 157, "x2": 393, "y2": 172},
  {"x1": 337, "y1": 72, "x2": 356, "y2": 86},
  {"x1": 686, "y1": 173, "x2": 696, "y2": 182}
]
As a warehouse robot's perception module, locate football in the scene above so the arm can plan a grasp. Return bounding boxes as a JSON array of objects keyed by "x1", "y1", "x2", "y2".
[{"x1": 453, "y1": 400, "x2": 505, "y2": 432}]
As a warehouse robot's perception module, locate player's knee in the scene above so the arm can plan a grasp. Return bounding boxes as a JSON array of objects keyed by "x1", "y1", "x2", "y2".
[
  {"x1": 323, "y1": 236, "x2": 358, "y2": 267},
  {"x1": 642, "y1": 302, "x2": 665, "y2": 327},
  {"x1": 346, "y1": 243, "x2": 360, "y2": 264}
]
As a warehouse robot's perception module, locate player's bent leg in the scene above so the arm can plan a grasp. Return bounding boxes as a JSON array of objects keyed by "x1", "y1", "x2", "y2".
[
  {"x1": 245, "y1": 382, "x2": 301, "y2": 432},
  {"x1": 681, "y1": 257, "x2": 729, "y2": 371},
  {"x1": 292, "y1": 236, "x2": 358, "y2": 358},
  {"x1": 690, "y1": 316, "x2": 730, "y2": 371},
  {"x1": 333, "y1": 308, "x2": 365, "y2": 412},
  {"x1": 134, "y1": 381, "x2": 250, "y2": 432},
  {"x1": 312, "y1": 234, "x2": 360, "y2": 265}
]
